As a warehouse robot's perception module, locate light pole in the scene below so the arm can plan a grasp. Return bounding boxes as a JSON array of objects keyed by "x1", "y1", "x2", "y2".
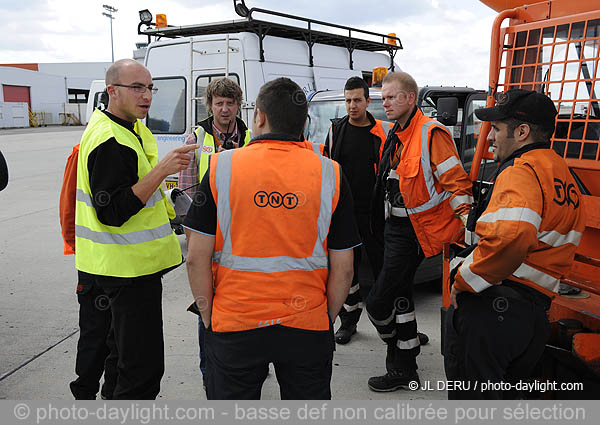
[{"x1": 102, "y1": 5, "x2": 118, "y2": 62}]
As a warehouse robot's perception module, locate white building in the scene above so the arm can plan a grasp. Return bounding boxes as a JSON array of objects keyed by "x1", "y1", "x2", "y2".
[{"x1": 0, "y1": 62, "x2": 110, "y2": 128}]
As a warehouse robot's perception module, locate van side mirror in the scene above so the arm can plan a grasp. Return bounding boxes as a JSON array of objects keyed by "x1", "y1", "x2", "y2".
[{"x1": 436, "y1": 97, "x2": 458, "y2": 126}]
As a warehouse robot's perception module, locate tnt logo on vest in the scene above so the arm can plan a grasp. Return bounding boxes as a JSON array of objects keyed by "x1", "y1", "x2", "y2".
[{"x1": 254, "y1": 191, "x2": 299, "y2": 209}]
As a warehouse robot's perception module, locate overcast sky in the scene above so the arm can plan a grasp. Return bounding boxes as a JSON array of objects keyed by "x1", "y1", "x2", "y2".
[{"x1": 0, "y1": 0, "x2": 497, "y2": 88}]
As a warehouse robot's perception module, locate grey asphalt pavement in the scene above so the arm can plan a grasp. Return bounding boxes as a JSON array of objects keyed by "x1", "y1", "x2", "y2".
[{"x1": 0, "y1": 128, "x2": 447, "y2": 400}]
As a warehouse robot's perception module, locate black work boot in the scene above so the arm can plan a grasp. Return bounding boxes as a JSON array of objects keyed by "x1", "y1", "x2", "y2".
[
  {"x1": 417, "y1": 332, "x2": 429, "y2": 345},
  {"x1": 368, "y1": 369, "x2": 420, "y2": 392},
  {"x1": 335, "y1": 324, "x2": 357, "y2": 344}
]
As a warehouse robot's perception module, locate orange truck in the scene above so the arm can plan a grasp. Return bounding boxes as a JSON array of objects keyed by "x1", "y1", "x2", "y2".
[{"x1": 441, "y1": 0, "x2": 600, "y2": 398}]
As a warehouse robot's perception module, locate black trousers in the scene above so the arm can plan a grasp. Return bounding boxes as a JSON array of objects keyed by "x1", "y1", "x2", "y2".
[
  {"x1": 205, "y1": 324, "x2": 335, "y2": 400},
  {"x1": 444, "y1": 283, "x2": 550, "y2": 399},
  {"x1": 339, "y1": 212, "x2": 383, "y2": 328},
  {"x1": 97, "y1": 274, "x2": 165, "y2": 400},
  {"x1": 366, "y1": 216, "x2": 424, "y2": 372},
  {"x1": 70, "y1": 271, "x2": 117, "y2": 400}
]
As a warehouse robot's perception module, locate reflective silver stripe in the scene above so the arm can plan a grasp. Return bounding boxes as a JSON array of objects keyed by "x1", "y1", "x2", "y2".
[
  {"x1": 420, "y1": 121, "x2": 439, "y2": 199},
  {"x1": 348, "y1": 283, "x2": 360, "y2": 295},
  {"x1": 396, "y1": 311, "x2": 416, "y2": 324},
  {"x1": 380, "y1": 121, "x2": 391, "y2": 139},
  {"x1": 76, "y1": 189, "x2": 94, "y2": 207},
  {"x1": 75, "y1": 222, "x2": 173, "y2": 245},
  {"x1": 391, "y1": 207, "x2": 408, "y2": 217},
  {"x1": 343, "y1": 302, "x2": 364, "y2": 312},
  {"x1": 434, "y1": 155, "x2": 461, "y2": 180},
  {"x1": 367, "y1": 310, "x2": 395, "y2": 326},
  {"x1": 146, "y1": 189, "x2": 164, "y2": 208},
  {"x1": 214, "y1": 149, "x2": 234, "y2": 251},
  {"x1": 312, "y1": 143, "x2": 321, "y2": 155},
  {"x1": 537, "y1": 230, "x2": 582, "y2": 248},
  {"x1": 397, "y1": 337, "x2": 420, "y2": 350},
  {"x1": 213, "y1": 251, "x2": 327, "y2": 272},
  {"x1": 407, "y1": 190, "x2": 451, "y2": 215},
  {"x1": 449, "y1": 194, "x2": 474, "y2": 211},
  {"x1": 459, "y1": 250, "x2": 493, "y2": 292},
  {"x1": 512, "y1": 263, "x2": 560, "y2": 292},
  {"x1": 313, "y1": 155, "x2": 336, "y2": 257},
  {"x1": 378, "y1": 330, "x2": 397, "y2": 339},
  {"x1": 76, "y1": 188, "x2": 163, "y2": 209},
  {"x1": 328, "y1": 125, "x2": 333, "y2": 148},
  {"x1": 478, "y1": 207, "x2": 542, "y2": 231}
]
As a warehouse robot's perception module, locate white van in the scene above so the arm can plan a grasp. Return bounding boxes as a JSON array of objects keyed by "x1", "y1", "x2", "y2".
[
  {"x1": 85, "y1": 80, "x2": 107, "y2": 125},
  {"x1": 138, "y1": 5, "x2": 402, "y2": 188}
]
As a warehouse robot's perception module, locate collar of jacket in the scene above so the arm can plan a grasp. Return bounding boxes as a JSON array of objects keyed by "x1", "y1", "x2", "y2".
[
  {"x1": 331, "y1": 110, "x2": 377, "y2": 129},
  {"x1": 494, "y1": 141, "x2": 551, "y2": 180},
  {"x1": 103, "y1": 110, "x2": 136, "y2": 132},
  {"x1": 394, "y1": 106, "x2": 420, "y2": 137},
  {"x1": 198, "y1": 115, "x2": 249, "y2": 139},
  {"x1": 248, "y1": 133, "x2": 301, "y2": 145}
]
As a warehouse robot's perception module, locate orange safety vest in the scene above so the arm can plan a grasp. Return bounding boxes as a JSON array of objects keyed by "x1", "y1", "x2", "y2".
[
  {"x1": 208, "y1": 139, "x2": 341, "y2": 332},
  {"x1": 300, "y1": 140, "x2": 327, "y2": 156},
  {"x1": 393, "y1": 108, "x2": 462, "y2": 257},
  {"x1": 59, "y1": 144, "x2": 80, "y2": 255}
]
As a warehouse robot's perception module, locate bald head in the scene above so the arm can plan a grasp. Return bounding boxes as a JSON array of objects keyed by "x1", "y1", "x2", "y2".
[
  {"x1": 105, "y1": 59, "x2": 147, "y2": 86},
  {"x1": 105, "y1": 59, "x2": 153, "y2": 122}
]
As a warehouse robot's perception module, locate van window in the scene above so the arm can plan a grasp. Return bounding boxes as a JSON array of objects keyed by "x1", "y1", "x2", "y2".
[
  {"x1": 93, "y1": 91, "x2": 108, "y2": 110},
  {"x1": 306, "y1": 99, "x2": 386, "y2": 144},
  {"x1": 147, "y1": 77, "x2": 186, "y2": 134},
  {"x1": 195, "y1": 74, "x2": 241, "y2": 124}
]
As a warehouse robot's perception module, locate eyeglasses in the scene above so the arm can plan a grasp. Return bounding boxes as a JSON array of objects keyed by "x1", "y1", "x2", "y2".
[{"x1": 112, "y1": 84, "x2": 158, "y2": 95}]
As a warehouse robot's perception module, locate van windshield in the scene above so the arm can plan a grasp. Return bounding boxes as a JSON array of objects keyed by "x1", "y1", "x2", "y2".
[{"x1": 306, "y1": 99, "x2": 386, "y2": 144}]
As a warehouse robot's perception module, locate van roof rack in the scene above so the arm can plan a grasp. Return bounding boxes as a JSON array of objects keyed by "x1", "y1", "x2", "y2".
[{"x1": 138, "y1": 1, "x2": 401, "y2": 70}]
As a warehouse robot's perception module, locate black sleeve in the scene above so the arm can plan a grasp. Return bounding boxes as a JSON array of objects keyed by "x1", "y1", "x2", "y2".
[
  {"x1": 327, "y1": 168, "x2": 362, "y2": 250},
  {"x1": 182, "y1": 161, "x2": 217, "y2": 235},
  {"x1": 0, "y1": 150, "x2": 8, "y2": 192},
  {"x1": 87, "y1": 138, "x2": 144, "y2": 227}
]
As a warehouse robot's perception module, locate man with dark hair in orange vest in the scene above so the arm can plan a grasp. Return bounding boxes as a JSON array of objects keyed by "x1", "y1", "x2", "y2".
[
  {"x1": 325, "y1": 76, "x2": 390, "y2": 345},
  {"x1": 184, "y1": 77, "x2": 361, "y2": 400},
  {"x1": 367, "y1": 71, "x2": 473, "y2": 392},
  {"x1": 445, "y1": 89, "x2": 585, "y2": 399}
]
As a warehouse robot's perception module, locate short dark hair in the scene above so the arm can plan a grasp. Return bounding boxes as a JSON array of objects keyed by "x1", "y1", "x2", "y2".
[
  {"x1": 256, "y1": 78, "x2": 307, "y2": 137},
  {"x1": 505, "y1": 117, "x2": 555, "y2": 143},
  {"x1": 344, "y1": 76, "x2": 369, "y2": 100}
]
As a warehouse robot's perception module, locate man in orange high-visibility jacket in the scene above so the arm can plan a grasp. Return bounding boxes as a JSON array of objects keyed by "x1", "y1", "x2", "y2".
[
  {"x1": 367, "y1": 72, "x2": 473, "y2": 392},
  {"x1": 184, "y1": 77, "x2": 360, "y2": 400},
  {"x1": 325, "y1": 77, "x2": 391, "y2": 345},
  {"x1": 445, "y1": 89, "x2": 585, "y2": 399}
]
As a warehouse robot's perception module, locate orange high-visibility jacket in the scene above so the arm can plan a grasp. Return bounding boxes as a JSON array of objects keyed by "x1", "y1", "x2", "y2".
[
  {"x1": 208, "y1": 139, "x2": 341, "y2": 332},
  {"x1": 59, "y1": 144, "x2": 80, "y2": 255},
  {"x1": 454, "y1": 146, "x2": 586, "y2": 297},
  {"x1": 393, "y1": 108, "x2": 473, "y2": 257}
]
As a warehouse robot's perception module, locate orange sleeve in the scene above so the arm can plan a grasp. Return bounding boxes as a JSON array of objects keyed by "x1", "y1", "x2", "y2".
[
  {"x1": 59, "y1": 145, "x2": 79, "y2": 255},
  {"x1": 429, "y1": 129, "x2": 473, "y2": 216},
  {"x1": 454, "y1": 165, "x2": 542, "y2": 293}
]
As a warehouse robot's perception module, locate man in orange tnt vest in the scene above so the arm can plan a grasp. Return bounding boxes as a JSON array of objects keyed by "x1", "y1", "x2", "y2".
[{"x1": 184, "y1": 77, "x2": 360, "y2": 399}]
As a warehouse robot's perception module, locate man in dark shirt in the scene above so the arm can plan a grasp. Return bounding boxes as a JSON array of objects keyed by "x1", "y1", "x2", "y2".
[
  {"x1": 75, "y1": 59, "x2": 198, "y2": 399},
  {"x1": 184, "y1": 78, "x2": 360, "y2": 399},
  {"x1": 324, "y1": 77, "x2": 389, "y2": 344}
]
